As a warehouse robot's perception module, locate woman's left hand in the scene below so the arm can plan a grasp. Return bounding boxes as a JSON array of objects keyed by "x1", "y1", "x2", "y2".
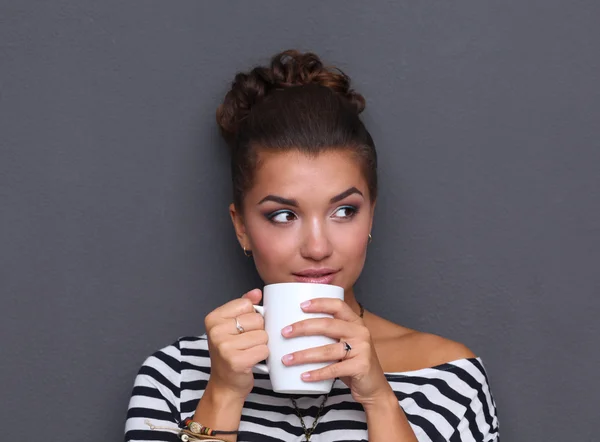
[{"x1": 280, "y1": 298, "x2": 393, "y2": 407}]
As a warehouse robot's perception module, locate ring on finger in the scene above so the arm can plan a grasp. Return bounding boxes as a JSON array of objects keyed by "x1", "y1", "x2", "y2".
[
  {"x1": 341, "y1": 340, "x2": 352, "y2": 360},
  {"x1": 234, "y1": 317, "x2": 245, "y2": 334}
]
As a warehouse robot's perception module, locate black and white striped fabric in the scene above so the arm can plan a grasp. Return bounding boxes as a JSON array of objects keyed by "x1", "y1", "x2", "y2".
[{"x1": 125, "y1": 335, "x2": 499, "y2": 441}]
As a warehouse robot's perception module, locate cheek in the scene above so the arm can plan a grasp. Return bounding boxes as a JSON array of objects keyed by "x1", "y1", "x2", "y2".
[
  {"x1": 333, "y1": 230, "x2": 369, "y2": 263},
  {"x1": 248, "y1": 223, "x2": 298, "y2": 279},
  {"x1": 330, "y1": 222, "x2": 370, "y2": 280},
  {"x1": 332, "y1": 215, "x2": 370, "y2": 251}
]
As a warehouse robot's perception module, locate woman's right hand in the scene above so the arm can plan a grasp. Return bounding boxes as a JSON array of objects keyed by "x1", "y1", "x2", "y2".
[{"x1": 204, "y1": 289, "x2": 269, "y2": 402}]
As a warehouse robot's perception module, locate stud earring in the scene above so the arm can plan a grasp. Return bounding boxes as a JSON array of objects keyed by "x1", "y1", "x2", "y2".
[{"x1": 368, "y1": 233, "x2": 373, "y2": 244}]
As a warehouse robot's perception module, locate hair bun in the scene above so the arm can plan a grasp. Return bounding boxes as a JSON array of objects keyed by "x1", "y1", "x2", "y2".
[{"x1": 216, "y1": 49, "x2": 366, "y2": 142}]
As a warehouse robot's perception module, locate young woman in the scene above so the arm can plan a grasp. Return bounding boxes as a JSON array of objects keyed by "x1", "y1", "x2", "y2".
[{"x1": 125, "y1": 50, "x2": 499, "y2": 442}]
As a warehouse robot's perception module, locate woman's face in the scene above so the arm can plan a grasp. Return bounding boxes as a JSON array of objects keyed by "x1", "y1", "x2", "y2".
[{"x1": 230, "y1": 149, "x2": 375, "y2": 292}]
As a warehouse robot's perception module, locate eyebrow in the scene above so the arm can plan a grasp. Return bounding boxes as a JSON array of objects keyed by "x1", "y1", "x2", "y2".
[
  {"x1": 258, "y1": 186, "x2": 363, "y2": 206},
  {"x1": 330, "y1": 186, "x2": 363, "y2": 204}
]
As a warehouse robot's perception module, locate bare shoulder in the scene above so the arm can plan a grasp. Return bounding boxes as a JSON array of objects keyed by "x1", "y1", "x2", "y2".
[
  {"x1": 405, "y1": 331, "x2": 476, "y2": 365},
  {"x1": 368, "y1": 316, "x2": 476, "y2": 372}
]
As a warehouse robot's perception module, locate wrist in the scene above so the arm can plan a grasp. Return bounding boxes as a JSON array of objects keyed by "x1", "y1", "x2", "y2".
[
  {"x1": 362, "y1": 388, "x2": 418, "y2": 442},
  {"x1": 360, "y1": 387, "x2": 399, "y2": 414},
  {"x1": 202, "y1": 381, "x2": 247, "y2": 410},
  {"x1": 194, "y1": 381, "x2": 245, "y2": 442}
]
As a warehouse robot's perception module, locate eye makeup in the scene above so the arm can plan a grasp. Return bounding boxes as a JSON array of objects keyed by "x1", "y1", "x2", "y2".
[
  {"x1": 265, "y1": 209, "x2": 297, "y2": 224},
  {"x1": 263, "y1": 203, "x2": 361, "y2": 225},
  {"x1": 331, "y1": 205, "x2": 360, "y2": 219}
]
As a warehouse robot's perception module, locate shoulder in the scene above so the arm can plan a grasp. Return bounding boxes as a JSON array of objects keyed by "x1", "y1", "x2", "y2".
[
  {"x1": 131, "y1": 336, "x2": 210, "y2": 391},
  {"x1": 135, "y1": 338, "x2": 183, "y2": 382},
  {"x1": 382, "y1": 333, "x2": 499, "y2": 439},
  {"x1": 408, "y1": 331, "x2": 476, "y2": 364},
  {"x1": 374, "y1": 324, "x2": 476, "y2": 372},
  {"x1": 136, "y1": 336, "x2": 208, "y2": 377}
]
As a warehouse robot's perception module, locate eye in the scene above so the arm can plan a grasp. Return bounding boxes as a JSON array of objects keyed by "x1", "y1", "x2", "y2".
[
  {"x1": 268, "y1": 210, "x2": 297, "y2": 224},
  {"x1": 332, "y1": 205, "x2": 358, "y2": 219}
]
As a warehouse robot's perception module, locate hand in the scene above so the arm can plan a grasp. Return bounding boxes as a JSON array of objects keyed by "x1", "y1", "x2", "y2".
[
  {"x1": 204, "y1": 289, "x2": 269, "y2": 402},
  {"x1": 280, "y1": 298, "x2": 392, "y2": 407}
]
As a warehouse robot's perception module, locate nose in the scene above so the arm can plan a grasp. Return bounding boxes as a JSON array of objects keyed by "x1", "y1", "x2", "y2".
[{"x1": 299, "y1": 217, "x2": 333, "y2": 261}]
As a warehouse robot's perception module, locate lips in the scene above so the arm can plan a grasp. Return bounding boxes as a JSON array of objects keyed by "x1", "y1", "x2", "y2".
[{"x1": 292, "y1": 268, "x2": 339, "y2": 284}]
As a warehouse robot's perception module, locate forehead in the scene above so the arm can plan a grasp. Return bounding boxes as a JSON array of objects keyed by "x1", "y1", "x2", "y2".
[{"x1": 249, "y1": 149, "x2": 367, "y2": 199}]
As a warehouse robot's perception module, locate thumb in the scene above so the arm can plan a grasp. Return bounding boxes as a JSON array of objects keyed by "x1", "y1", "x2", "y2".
[{"x1": 242, "y1": 288, "x2": 262, "y2": 305}]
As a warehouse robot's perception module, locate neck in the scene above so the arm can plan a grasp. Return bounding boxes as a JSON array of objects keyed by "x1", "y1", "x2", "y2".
[{"x1": 344, "y1": 287, "x2": 363, "y2": 318}]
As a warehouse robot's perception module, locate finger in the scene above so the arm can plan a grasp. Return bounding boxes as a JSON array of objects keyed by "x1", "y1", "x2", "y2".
[
  {"x1": 242, "y1": 288, "x2": 262, "y2": 304},
  {"x1": 282, "y1": 317, "x2": 355, "y2": 340},
  {"x1": 228, "y1": 311, "x2": 265, "y2": 335},
  {"x1": 235, "y1": 344, "x2": 270, "y2": 373},
  {"x1": 300, "y1": 359, "x2": 357, "y2": 382},
  {"x1": 300, "y1": 298, "x2": 360, "y2": 322},
  {"x1": 281, "y1": 342, "x2": 346, "y2": 366},
  {"x1": 222, "y1": 329, "x2": 268, "y2": 351},
  {"x1": 206, "y1": 289, "x2": 262, "y2": 327}
]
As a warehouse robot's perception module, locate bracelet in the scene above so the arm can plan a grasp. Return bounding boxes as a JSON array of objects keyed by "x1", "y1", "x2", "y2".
[
  {"x1": 183, "y1": 417, "x2": 239, "y2": 436},
  {"x1": 144, "y1": 419, "x2": 225, "y2": 442}
]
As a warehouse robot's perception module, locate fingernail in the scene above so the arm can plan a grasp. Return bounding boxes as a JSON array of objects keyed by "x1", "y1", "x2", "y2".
[
  {"x1": 282, "y1": 354, "x2": 293, "y2": 364},
  {"x1": 301, "y1": 372, "x2": 311, "y2": 380},
  {"x1": 300, "y1": 300, "x2": 311, "y2": 308},
  {"x1": 281, "y1": 325, "x2": 292, "y2": 336}
]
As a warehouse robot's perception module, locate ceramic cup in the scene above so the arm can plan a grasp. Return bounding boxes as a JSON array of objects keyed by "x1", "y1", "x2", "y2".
[{"x1": 253, "y1": 282, "x2": 344, "y2": 394}]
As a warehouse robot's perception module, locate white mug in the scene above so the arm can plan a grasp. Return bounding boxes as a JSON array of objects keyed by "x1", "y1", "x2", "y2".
[{"x1": 253, "y1": 282, "x2": 344, "y2": 394}]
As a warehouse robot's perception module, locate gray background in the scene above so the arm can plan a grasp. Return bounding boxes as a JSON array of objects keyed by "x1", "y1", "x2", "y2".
[{"x1": 1, "y1": 1, "x2": 598, "y2": 441}]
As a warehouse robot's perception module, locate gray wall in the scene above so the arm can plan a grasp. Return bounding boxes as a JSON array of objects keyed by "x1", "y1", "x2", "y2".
[{"x1": 1, "y1": 1, "x2": 598, "y2": 441}]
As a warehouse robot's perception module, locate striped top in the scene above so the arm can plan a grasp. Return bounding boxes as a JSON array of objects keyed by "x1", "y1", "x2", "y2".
[{"x1": 125, "y1": 335, "x2": 499, "y2": 442}]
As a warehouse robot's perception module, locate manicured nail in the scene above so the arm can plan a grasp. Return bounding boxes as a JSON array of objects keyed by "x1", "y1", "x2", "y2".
[
  {"x1": 301, "y1": 372, "x2": 311, "y2": 380},
  {"x1": 282, "y1": 354, "x2": 293, "y2": 364},
  {"x1": 281, "y1": 325, "x2": 293, "y2": 336},
  {"x1": 300, "y1": 300, "x2": 311, "y2": 309}
]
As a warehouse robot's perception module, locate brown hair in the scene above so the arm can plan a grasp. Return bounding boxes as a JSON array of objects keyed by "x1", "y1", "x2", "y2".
[{"x1": 216, "y1": 49, "x2": 377, "y2": 210}]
